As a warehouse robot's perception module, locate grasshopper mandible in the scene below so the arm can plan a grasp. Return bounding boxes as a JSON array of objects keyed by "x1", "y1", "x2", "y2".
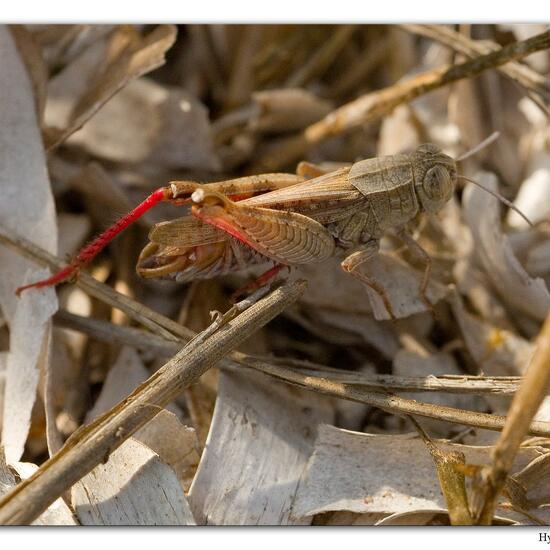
[{"x1": 17, "y1": 139, "x2": 527, "y2": 319}]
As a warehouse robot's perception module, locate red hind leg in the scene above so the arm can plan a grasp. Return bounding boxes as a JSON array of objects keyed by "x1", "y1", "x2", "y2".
[
  {"x1": 16, "y1": 187, "x2": 173, "y2": 295},
  {"x1": 231, "y1": 264, "x2": 287, "y2": 302}
]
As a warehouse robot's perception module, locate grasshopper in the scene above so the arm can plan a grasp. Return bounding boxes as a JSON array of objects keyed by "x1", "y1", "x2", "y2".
[{"x1": 17, "y1": 139, "x2": 529, "y2": 319}]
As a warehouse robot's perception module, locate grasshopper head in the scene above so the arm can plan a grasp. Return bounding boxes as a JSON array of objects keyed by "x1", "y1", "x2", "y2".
[{"x1": 414, "y1": 143, "x2": 457, "y2": 214}]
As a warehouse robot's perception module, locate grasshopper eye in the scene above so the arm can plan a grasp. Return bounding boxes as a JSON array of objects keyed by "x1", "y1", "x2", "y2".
[{"x1": 423, "y1": 165, "x2": 451, "y2": 200}]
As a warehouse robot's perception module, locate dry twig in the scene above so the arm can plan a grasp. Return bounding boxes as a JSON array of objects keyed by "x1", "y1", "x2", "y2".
[
  {"x1": 251, "y1": 29, "x2": 550, "y2": 171},
  {"x1": 472, "y1": 313, "x2": 550, "y2": 525},
  {"x1": 404, "y1": 24, "x2": 550, "y2": 110}
]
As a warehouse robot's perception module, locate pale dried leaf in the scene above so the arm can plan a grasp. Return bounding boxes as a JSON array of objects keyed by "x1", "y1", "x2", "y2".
[
  {"x1": 507, "y1": 168, "x2": 550, "y2": 229},
  {"x1": 46, "y1": 25, "x2": 177, "y2": 148},
  {"x1": 298, "y1": 257, "x2": 373, "y2": 315},
  {"x1": 44, "y1": 34, "x2": 109, "y2": 130},
  {"x1": 0, "y1": 452, "x2": 77, "y2": 525},
  {"x1": 85, "y1": 346, "x2": 149, "y2": 421},
  {"x1": 526, "y1": 240, "x2": 550, "y2": 277},
  {"x1": 70, "y1": 78, "x2": 220, "y2": 170},
  {"x1": 376, "y1": 510, "x2": 449, "y2": 525},
  {"x1": 359, "y1": 253, "x2": 448, "y2": 320},
  {"x1": 10, "y1": 461, "x2": 77, "y2": 525},
  {"x1": 72, "y1": 438, "x2": 195, "y2": 525},
  {"x1": 292, "y1": 425, "x2": 545, "y2": 522},
  {"x1": 188, "y1": 370, "x2": 334, "y2": 525},
  {"x1": 377, "y1": 104, "x2": 421, "y2": 156},
  {"x1": 315, "y1": 511, "x2": 389, "y2": 525},
  {"x1": 450, "y1": 291, "x2": 534, "y2": 376},
  {"x1": 135, "y1": 410, "x2": 201, "y2": 492},
  {"x1": 250, "y1": 88, "x2": 333, "y2": 134},
  {"x1": 86, "y1": 346, "x2": 179, "y2": 421},
  {"x1": 85, "y1": 346, "x2": 194, "y2": 481},
  {"x1": 462, "y1": 172, "x2": 550, "y2": 321},
  {"x1": 0, "y1": 26, "x2": 57, "y2": 319},
  {"x1": 2, "y1": 269, "x2": 57, "y2": 464},
  {"x1": 57, "y1": 214, "x2": 92, "y2": 259},
  {"x1": 9, "y1": 26, "x2": 48, "y2": 125},
  {"x1": 0, "y1": 31, "x2": 58, "y2": 463}
]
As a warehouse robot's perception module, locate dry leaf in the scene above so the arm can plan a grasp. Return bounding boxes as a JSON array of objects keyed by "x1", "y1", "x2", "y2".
[
  {"x1": 358, "y1": 253, "x2": 448, "y2": 320},
  {"x1": 188, "y1": 370, "x2": 334, "y2": 525},
  {"x1": 86, "y1": 346, "x2": 180, "y2": 421},
  {"x1": 85, "y1": 345, "x2": 197, "y2": 486},
  {"x1": 0, "y1": 26, "x2": 58, "y2": 319},
  {"x1": 68, "y1": 78, "x2": 220, "y2": 170},
  {"x1": 292, "y1": 424, "x2": 546, "y2": 523},
  {"x1": 72, "y1": 438, "x2": 195, "y2": 525},
  {"x1": 0, "y1": 452, "x2": 77, "y2": 525},
  {"x1": 250, "y1": 88, "x2": 333, "y2": 134},
  {"x1": 377, "y1": 104, "x2": 421, "y2": 156},
  {"x1": 136, "y1": 411, "x2": 201, "y2": 492},
  {"x1": 2, "y1": 270, "x2": 57, "y2": 463},
  {"x1": 45, "y1": 25, "x2": 177, "y2": 149},
  {"x1": 507, "y1": 168, "x2": 550, "y2": 229},
  {"x1": 0, "y1": 27, "x2": 59, "y2": 466},
  {"x1": 450, "y1": 291, "x2": 534, "y2": 376}
]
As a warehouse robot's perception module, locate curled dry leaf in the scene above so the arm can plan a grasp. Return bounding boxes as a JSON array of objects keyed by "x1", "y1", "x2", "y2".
[
  {"x1": 292, "y1": 424, "x2": 547, "y2": 524},
  {"x1": 462, "y1": 172, "x2": 550, "y2": 321},
  {"x1": 314, "y1": 511, "x2": 389, "y2": 525},
  {"x1": 72, "y1": 438, "x2": 195, "y2": 525},
  {"x1": 188, "y1": 370, "x2": 334, "y2": 525}
]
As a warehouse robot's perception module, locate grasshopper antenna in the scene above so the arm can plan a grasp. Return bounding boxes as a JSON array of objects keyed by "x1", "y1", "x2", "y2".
[
  {"x1": 456, "y1": 131, "x2": 500, "y2": 162},
  {"x1": 458, "y1": 175, "x2": 534, "y2": 228}
]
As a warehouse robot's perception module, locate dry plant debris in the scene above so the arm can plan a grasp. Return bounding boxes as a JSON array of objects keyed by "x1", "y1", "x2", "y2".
[{"x1": 0, "y1": 23, "x2": 549, "y2": 526}]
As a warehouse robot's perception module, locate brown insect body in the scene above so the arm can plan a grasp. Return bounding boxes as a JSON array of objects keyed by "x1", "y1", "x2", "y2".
[{"x1": 137, "y1": 143, "x2": 457, "y2": 288}]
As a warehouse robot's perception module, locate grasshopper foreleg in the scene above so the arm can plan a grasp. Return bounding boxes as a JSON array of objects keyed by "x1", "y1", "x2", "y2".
[
  {"x1": 341, "y1": 240, "x2": 396, "y2": 320},
  {"x1": 396, "y1": 227, "x2": 434, "y2": 315}
]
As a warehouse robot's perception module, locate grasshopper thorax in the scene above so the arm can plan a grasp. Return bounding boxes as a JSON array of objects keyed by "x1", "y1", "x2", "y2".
[{"x1": 413, "y1": 143, "x2": 457, "y2": 214}]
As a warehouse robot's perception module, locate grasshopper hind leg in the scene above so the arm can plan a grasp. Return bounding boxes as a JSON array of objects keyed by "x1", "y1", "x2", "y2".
[
  {"x1": 341, "y1": 240, "x2": 397, "y2": 320},
  {"x1": 230, "y1": 264, "x2": 287, "y2": 302}
]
